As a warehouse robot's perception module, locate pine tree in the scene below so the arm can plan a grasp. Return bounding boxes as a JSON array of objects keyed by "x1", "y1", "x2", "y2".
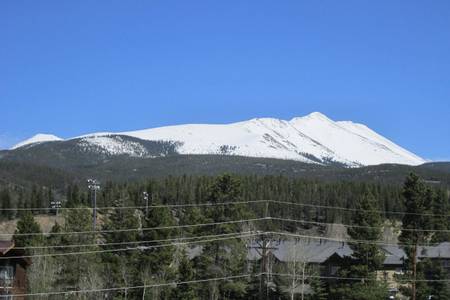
[
  {"x1": 431, "y1": 189, "x2": 450, "y2": 243},
  {"x1": 14, "y1": 211, "x2": 43, "y2": 249},
  {"x1": 140, "y1": 198, "x2": 177, "y2": 299},
  {"x1": 0, "y1": 189, "x2": 14, "y2": 220},
  {"x1": 347, "y1": 190, "x2": 385, "y2": 276},
  {"x1": 171, "y1": 250, "x2": 199, "y2": 300},
  {"x1": 47, "y1": 221, "x2": 63, "y2": 246},
  {"x1": 195, "y1": 174, "x2": 249, "y2": 300},
  {"x1": 330, "y1": 189, "x2": 387, "y2": 300},
  {"x1": 66, "y1": 184, "x2": 81, "y2": 207},
  {"x1": 421, "y1": 259, "x2": 450, "y2": 299},
  {"x1": 101, "y1": 198, "x2": 140, "y2": 299},
  {"x1": 399, "y1": 173, "x2": 433, "y2": 300},
  {"x1": 56, "y1": 207, "x2": 102, "y2": 297},
  {"x1": 309, "y1": 273, "x2": 327, "y2": 300}
]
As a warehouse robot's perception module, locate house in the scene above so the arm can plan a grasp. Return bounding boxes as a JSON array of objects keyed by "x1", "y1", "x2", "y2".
[
  {"x1": 247, "y1": 238, "x2": 406, "y2": 298},
  {"x1": 246, "y1": 239, "x2": 353, "y2": 297},
  {"x1": 418, "y1": 242, "x2": 450, "y2": 273},
  {"x1": 0, "y1": 241, "x2": 30, "y2": 300},
  {"x1": 248, "y1": 239, "x2": 353, "y2": 277},
  {"x1": 188, "y1": 238, "x2": 450, "y2": 299},
  {"x1": 376, "y1": 245, "x2": 406, "y2": 297}
]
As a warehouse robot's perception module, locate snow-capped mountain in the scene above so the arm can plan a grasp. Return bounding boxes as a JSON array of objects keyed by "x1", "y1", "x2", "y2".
[
  {"x1": 10, "y1": 112, "x2": 426, "y2": 167},
  {"x1": 11, "y1": 134, "x2": 63, "y2": 150}
]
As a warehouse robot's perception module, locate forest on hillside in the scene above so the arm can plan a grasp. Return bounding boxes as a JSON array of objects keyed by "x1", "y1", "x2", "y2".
[
  {"x1": 0, "y1": 174, "x2": 427, "y2": 223},
  {"x1": 4, "y1": 173, "x2": 450, "y2": 299}
]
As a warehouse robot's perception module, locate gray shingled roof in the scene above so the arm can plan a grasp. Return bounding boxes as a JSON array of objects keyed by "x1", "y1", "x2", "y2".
[
  {"x1": 188, "y1": 239, "x2": 450, "y2": 267},
  {"x1": 419, "y1": 242, "x2": 450, "y2": 259},
  {"x1": 247, "y1": 239, "x2": 353, "y2": 264},
  {"x1": 382, "y1": 245, "x2": 406, "y2": 266},
  {"x1": 272, "y1": 240, "x2": 352, "y2": 264},
  {"x1": 248, "y1": 239, "x2": 407, "y2": 266}
]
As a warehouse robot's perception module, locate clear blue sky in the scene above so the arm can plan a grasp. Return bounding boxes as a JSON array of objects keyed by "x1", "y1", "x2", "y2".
[{"x1": 1, "y1": 1, "x2": 449, "y2": 160}]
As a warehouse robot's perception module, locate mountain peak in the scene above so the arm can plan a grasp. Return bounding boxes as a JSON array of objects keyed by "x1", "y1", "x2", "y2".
[
  {"x1": 306, "y1": 111, "x2": 329, "y2": 119},
  {"x1": 8, "y1": 113, "x2": 426, "y2": 167},
  {"x1": 11, "y1": 134, "x2": 63, "y2": 150},
  {"x1": 290, "y1": 112, "x2": 333, "y2": 123}
]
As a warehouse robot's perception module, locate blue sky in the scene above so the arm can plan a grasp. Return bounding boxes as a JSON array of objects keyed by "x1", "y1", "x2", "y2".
[{"x1": 1, "y1": 1, "x2": 449, "y2": 161}]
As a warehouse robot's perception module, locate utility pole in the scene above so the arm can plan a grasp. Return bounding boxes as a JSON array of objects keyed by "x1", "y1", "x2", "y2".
[
  {"x1": 249, "y1": 232, "x2": 278, "y2": 300},
  {"x1": 87, "y1": 179, "x2": 100, "y2": 231},
  {"x1": 143, "y1": 191, "x2": 149, "y2": 215}
]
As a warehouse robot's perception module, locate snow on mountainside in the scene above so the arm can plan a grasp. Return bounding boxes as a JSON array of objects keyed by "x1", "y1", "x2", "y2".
[
  {"x1": 11, "y1": 134, "x2": 63, "y2": 150},
  {"x1": 11, "y1": 113, "x2": 426, "y2": 166},
  {"x1": 77, "y1": 135, "x2": 151, "y2": 158}
]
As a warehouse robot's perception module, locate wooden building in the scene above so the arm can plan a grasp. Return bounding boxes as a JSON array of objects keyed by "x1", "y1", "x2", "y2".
[{"x1": 0, "y1": 241, "x2": 30, "y2": 300}]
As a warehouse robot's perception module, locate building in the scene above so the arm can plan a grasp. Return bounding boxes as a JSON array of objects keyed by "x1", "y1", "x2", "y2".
[
  {"x1": 0, "y1": 241, "x2": 30, "y2": 299},
  {"x1": 247, "y1": 238, "x2": 406, "y2": 298},
  {"x1": 418, "y1": 242, "x2": 450, "y2": 273},
  {"x1": 188, "y1": 238, "x2": 450, "y2": 298}
]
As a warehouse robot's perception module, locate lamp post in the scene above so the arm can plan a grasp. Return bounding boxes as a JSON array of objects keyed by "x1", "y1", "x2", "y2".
[{"x1": 87, "y1": 179, "x2": 100, "y2": 231}]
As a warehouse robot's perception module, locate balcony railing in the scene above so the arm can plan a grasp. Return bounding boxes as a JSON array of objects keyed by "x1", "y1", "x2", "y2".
[{"x1": 0, "y1": 278, "x2": 13, "y2": 289}]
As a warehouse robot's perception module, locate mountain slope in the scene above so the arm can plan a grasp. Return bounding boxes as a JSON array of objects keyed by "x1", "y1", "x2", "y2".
[
  {"x1": 1, "y1": 135, "x2": 178, "y2": 170},
  {"x1": 9, "y1": 112, "x2": 426, "y2": 167},
  {"x1": 11, "y1": 133, "x2": 62, "y2": 150}
]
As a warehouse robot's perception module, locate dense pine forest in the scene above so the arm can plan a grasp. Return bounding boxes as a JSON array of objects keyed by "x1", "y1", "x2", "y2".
[
  {"x1": 2, "y1": 173, "x2": 450, "y2": 299},
  {"x1": 0, "y1": 174, "x2": 424, "y2": 223}
]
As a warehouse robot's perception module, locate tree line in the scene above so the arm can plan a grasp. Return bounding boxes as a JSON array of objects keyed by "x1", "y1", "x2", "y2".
[{"x1": 8, "y1": 173, "x2": 450, "y2": 299}]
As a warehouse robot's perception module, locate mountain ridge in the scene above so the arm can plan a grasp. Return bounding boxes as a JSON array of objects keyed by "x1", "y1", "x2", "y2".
[{"x1": 10, "y1": 112, "x2": 426, "y2": 167}]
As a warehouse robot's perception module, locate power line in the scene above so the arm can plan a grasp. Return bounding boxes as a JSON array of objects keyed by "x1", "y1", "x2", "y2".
[
  {"x1": 6, "y1": 217, "x2": 267, "y2": 237},
  {"x1": 9, "y1": 271, "x2": 450, "y2": 298},
  {"x1": 0, "y1": 199, "x2": 267, "y2": 211},
  {"x1": 10, "y1": 219, "x2": 442, "y2": 251},
  {"x1": 4, "y1": 209, "x2": 445, "y2": 241},
  {"x1": 8, "y1": 214, "x2": 443, "y2": 240},
  {"x1": 271, "y1": 273, "x2": 450, "y2": 283},
  {"x1": 267, "y1": 231, "x2": 425, "y2": 247},
  {"x1": 3, "y1": 198, "x2": 450, "y2": 218},
  {"x1": 6, "y1": 213, "x2": 448, "y2": 248},
  {"x1": 11, "y1": 231, "x2": 255, "y2": 250},
  {"x1": 269, "y1": 199, "x2": 449, "y2": 218},
  {"x1": 270, "y1": 216, "x2": 450, "y2": 233},
  {"x1": 4, "y1": 229, "x2": 442, "y2": 260},
  {"x1": 6, "y1": 215, "x2": 446, "y2": 245},
  {"x1": 10, "y1": 273, "x2": 257, "y2": 298},
  {"x1": 0, "y1": 232, "x2": 259, "y2": 260}
]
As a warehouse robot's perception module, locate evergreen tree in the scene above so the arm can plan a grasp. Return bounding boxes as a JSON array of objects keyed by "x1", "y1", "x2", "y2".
[
  {"x1": 13, "y1": 211, "x2": 49, "y2": 296},
  {"x1": 421, "y1": 259, "x2": 450, "y2": 299},
  {"x1": 171, "y1": 250, "x2": 199, "y2": 300},
  {"x1": 101, "y1": 198, "x2": 140, "y2": 299},
  {"x1": 0, "y1": 189, "x2": 14, "y2": 220},
  {"x1": 399, "y1": 173, "x2": 433, "y2": 300},
  {"x1": 431, "y1": 189, "x2": 450, "y2": 243},
  {"x1": 195, "y1": 174, "x2": 249, "y2": 300},
  {"x1": 47, "y1": 221, "x2": 63, "y2": 246},
  {"x1": 14, "y1": 211, "x2": 43, "y2": 249},
  {"x1": 347, "y1": 190, "x2": 385, "y2": 276},
  {"x1": 308, "y1": 274, "x2": 327, "y2": 300},
  {"x1": 330, "y1": 189, "x2": 387, "y2": 300},
  {"x1": 56, "y1": 207, "x2": 102, "y2": 299},
  {"x1": 140, "y1": 198, "x2": 177, "y2": 299},
  {"x1": 66, "y1": 184, "x2": 82, "y2": 207}
]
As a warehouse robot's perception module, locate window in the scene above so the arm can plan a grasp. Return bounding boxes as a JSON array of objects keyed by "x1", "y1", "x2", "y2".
[
  {"x1": 0, "y1": 266, "x2": 13, "y2": 288},
  {"x1": 330, "y1": 265, "x2": 340, "y2": 275}
]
